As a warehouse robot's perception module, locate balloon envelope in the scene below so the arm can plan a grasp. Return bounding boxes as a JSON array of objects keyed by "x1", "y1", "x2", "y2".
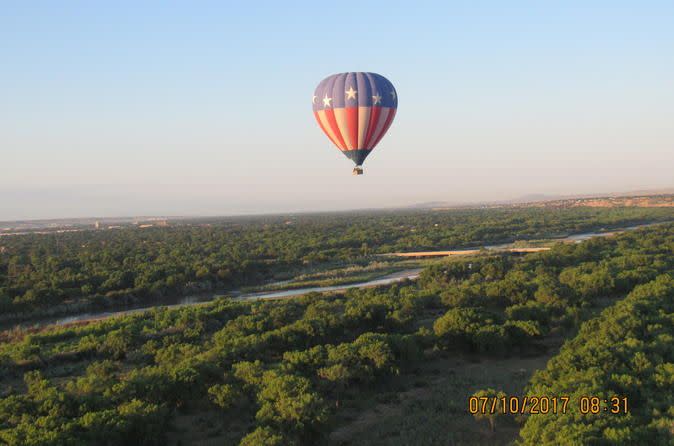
[{"x1": 312, "y1": 72, "x2": 398, "y2": 168}]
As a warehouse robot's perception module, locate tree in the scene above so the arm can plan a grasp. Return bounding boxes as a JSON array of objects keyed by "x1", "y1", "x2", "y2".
[
  {"x1": 256, "y1": 372, "x2": 328, "y2": 440},
  {"x1": 433, "y1": 307, "x2": 496, "y2": 348},
  {"x1": 239, "y1": 426, "x2": 289, "y2": 446},
  {"x1": 233, "y1": 360, "x2": 265, "y2": 389},
  {"x1": 317, "y1": 364, "x2": 352, "y2": 407},
  {"x1": 208, "y1": 384, "x2": 241, "y2": 410},
  {"x1": 471, "y1": 388, "x2": 507, "y2": 433},
  {"x1": 97, "y1": 328, "x2": 134, "y2": 360}
]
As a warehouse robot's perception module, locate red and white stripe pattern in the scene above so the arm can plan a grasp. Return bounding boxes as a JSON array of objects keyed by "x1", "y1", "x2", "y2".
[{"x1": 314, "y1": 107, "x2": 397, "y2": 151}]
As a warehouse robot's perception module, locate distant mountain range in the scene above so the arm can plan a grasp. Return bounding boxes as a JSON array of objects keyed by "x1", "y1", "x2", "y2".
[
  {"x1": 2, "y1": 189, "x2": 672, "y2": 231},
  {"x1": 410, "y1": 188, "x2": 674, "y2": 210}
]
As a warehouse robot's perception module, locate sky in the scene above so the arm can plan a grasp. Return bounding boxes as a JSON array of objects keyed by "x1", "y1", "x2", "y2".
[{"x1": 1, "y1": 1, "x2": 673, "y2": 220}]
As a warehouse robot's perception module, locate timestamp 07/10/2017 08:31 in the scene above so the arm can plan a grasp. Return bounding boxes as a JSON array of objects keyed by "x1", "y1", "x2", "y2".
[{"x1": 468, "y1": 395, "x2": 629, "y2": 416}]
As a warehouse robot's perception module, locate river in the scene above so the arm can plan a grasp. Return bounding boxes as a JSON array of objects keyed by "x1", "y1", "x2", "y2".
[{"x1": 23, "y1": 221, "x2": 666, "y2": 327}]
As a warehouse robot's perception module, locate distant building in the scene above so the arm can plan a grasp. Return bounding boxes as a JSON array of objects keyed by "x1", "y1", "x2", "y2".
[{"x1": 94, "y1": 221, "x2": 101, "y2": 229}]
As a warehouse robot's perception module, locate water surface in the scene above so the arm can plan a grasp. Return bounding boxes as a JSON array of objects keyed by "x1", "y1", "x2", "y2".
[{"x1": 40, "y1": 221, "x2": 667, "y2": 326}]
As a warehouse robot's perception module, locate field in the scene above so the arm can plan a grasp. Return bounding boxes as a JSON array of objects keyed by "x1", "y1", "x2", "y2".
[
  {"x1": 0, "y1": 206, "x2": 673, "y2": 445},
  {"x1": 2, "y1": 206, "x2": 672, "y2": 326}
]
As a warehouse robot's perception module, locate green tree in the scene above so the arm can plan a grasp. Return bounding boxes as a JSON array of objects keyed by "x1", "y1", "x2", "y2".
[
  {"x1": 208, "y1": 383, "x2": 241, "y2": 410},
  {"x1": 239, "y1": 426, "x2": 289, "y2": 446},
  {"x1": 471, "y1": 388, "x2": 507, "y2": 432},
  {"x1": 256, "y1": 372, "x2": 328, "y2": 440}
]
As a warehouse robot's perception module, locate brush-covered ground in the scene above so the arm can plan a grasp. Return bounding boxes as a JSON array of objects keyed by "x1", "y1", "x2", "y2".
[{"x1": 0, "y1": 221, "x2": 672, "y2": 445}]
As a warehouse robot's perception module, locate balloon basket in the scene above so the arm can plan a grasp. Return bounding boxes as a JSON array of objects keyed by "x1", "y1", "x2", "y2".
[{"x1": 352, "y1": 166, "x2": 363, "y2": 175}]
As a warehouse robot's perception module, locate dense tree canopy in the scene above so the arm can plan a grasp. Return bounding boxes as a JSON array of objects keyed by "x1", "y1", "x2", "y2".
[
  {"x1": 0, "y1": 211, "x2": 671, "y2": 445},
  {"x1": 1, "y1": 207, "x2": 670, "y2": 322},
  {"x1": 519, "y1": 276, "x2": 674, "y2": 445}
]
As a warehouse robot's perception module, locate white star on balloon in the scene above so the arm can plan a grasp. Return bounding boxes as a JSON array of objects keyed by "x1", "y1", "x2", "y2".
[
  {"x1": 345, "y1": 86, "x2": 357, "y2": 100},
  {"x1": 372, "y1": 93, "x2": 382, "y2": 105},
  {"x1": 390, "y1": 90, "x2": 396, "y2": 101},
  {"x1": 322, "y1": 94, "x2": 332, "y2": 107},
  {"x1": 312, "y1": 95, "x2": 317, "y2": 104}
]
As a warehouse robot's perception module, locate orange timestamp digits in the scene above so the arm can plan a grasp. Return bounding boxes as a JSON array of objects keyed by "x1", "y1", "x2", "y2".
[
  {"x1": 578, "y1": 396, "x2": 628, "y2": 414},
  {"x1": 468, "y1": 395, "x2": 570, "y2": 415},
  {"x1": 468, "y1": 395, "x2": 629, "y2": 415}
]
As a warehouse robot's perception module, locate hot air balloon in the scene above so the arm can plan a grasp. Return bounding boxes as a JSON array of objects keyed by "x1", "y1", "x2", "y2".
[{"x1": 312, "y1": 72, "x2": 398, "y2": 175}]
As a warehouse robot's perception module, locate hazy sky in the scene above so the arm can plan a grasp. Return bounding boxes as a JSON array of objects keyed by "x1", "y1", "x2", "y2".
[{"x1": 2, "y1": 1, "x2": 673, "y2": 220}]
